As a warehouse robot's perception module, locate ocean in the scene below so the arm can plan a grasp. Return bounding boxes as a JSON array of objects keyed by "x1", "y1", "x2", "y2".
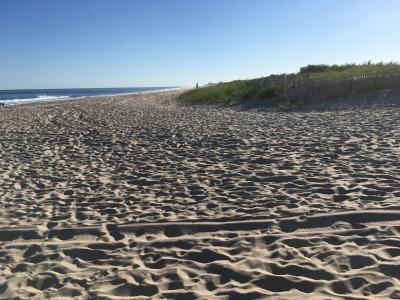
[{"x1": 0, "y1": 87, "x2": 179, "y2": 105}]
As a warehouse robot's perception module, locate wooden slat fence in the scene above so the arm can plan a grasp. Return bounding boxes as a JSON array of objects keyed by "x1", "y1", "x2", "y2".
[{"x1": 250, "y1": 67, "x2": 400, "y2": 102}]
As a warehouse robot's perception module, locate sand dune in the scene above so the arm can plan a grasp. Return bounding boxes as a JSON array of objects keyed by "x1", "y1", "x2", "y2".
[{"x1": 1, "y1": 90, "x2": 400, "y2": 299}]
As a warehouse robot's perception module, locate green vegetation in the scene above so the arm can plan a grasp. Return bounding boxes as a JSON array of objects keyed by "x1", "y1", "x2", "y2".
[
  {"x1": 299, "y1": 62, "x2": 400, "y2": 80},
  {"x1": 178, "y1": 80, "x2": 275, "y2": 104},
  {"x1": 179, "y1": 62, "x2": 400, "y2": 107},
  {"x1": 300, "y1": 64, "x2": 357, "y2": 74}
]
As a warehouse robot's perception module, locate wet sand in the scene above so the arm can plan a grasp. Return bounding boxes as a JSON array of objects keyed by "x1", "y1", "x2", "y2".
[{"x1": 1, "y1": 90, "x2": 400, "y2": 299}]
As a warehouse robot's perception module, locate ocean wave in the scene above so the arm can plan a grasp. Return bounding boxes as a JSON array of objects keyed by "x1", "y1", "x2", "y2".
[
  {"x1": 2, "y1": 95, "x2": 71, "y2": 105},
  {"x1": 0, "y1": 87, "x2": 186, "y2": 106}
]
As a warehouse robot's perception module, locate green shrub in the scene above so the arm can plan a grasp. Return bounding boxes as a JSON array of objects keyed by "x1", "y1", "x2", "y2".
[{"x1": 300, "y1": 64, "x2": 330, "y2": 73}]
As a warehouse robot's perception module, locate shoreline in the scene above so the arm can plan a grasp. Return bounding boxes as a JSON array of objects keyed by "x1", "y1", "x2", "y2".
[
  {"x1": 0, "y1": 86, "x2": 189, "y2": 107},
  {"x1": 2, "y1": 86, "x2": 399, "y2": 112}
]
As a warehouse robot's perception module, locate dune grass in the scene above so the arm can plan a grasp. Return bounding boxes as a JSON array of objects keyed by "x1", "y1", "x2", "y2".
[
  {"x1": 301, "y1": 62, "x2": 400, "y2": 80},
  {"x1": 178, "y1": 80, "x2": 276, "y2": 104},
  {"x1": 179, "y1": 62, "x2": 400, "y2": 106}
]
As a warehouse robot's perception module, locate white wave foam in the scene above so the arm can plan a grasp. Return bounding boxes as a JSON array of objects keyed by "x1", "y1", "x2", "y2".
[
  {"x1": 2, "y1": 95, "x2": 71, "y2": 105},
  {"x1": 0, "y1": 87, "x2": 186, "y2": 106}
]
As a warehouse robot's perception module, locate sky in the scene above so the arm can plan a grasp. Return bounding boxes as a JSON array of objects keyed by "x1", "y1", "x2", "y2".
[{"x1": 1, "y1": 0, "x2": 400, "y2": 89}]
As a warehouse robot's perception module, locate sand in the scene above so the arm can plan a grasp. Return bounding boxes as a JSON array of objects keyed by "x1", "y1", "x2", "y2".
[{"x1": 0, "y1": 90, "x2": 400, "y2": 299}]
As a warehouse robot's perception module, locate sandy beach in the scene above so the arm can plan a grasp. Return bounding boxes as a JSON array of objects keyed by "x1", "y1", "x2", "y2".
[{"x1": 1, "y1": 90, "x2": 400, "y2": 299}]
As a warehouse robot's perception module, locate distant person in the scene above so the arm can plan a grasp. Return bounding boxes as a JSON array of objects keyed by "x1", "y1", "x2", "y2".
[
  {"x1": 0, "y1": 103, "x2": 4, "y2": 108},
  {"x1": 196, "y1": 83, "x2": 199, "y2": 89}
]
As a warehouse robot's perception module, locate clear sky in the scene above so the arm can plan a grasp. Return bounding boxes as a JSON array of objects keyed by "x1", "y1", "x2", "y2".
[{"x1": 1, "y1": 0, "x2": 400, "y2": 89}]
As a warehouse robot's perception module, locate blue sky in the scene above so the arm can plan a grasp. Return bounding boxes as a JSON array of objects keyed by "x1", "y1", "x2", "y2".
[{"x1": 1, "y1": 0, "x2": 400, "y2": 89}]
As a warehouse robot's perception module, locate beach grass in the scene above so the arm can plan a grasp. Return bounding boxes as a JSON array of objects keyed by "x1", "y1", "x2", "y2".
[
  {"x1": 179, "y1": 62, "x2": 400, "y2": 105},
  {"x1": 178, "y1": 80, "x2": 276, "y2": 104},
  {"x1": 301, "y1": 61, "x2": 400, "y2": 80}
]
